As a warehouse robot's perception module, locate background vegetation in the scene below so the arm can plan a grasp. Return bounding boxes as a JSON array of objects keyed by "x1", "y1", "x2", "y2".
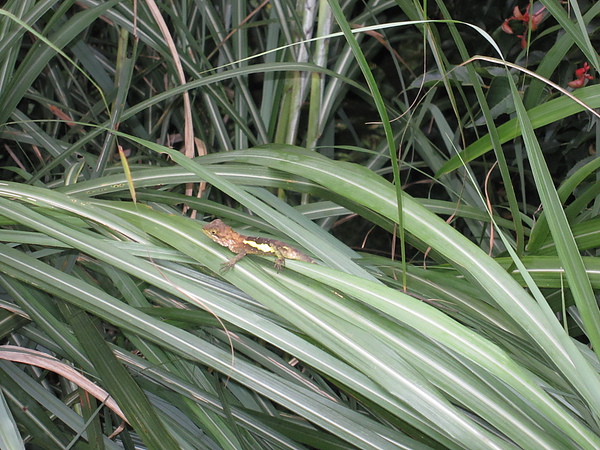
[{"x1": 1, "y1": 0, "x2": 600, "y2": 448}]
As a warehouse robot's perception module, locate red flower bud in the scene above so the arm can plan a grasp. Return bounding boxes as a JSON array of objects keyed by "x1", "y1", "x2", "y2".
[{"x1": 568, "y1": 63, "x2": 593, "y2": 89}]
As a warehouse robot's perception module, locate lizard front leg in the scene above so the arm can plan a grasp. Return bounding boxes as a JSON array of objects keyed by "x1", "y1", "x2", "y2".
[{"x1": 221, "y1": 251, "x2": 247, "y2": 273}]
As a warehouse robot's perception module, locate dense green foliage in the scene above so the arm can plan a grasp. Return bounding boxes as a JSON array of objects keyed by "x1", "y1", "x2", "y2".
[{"x1": 1, "y1": 0, "x2": 600, "y2": 449}]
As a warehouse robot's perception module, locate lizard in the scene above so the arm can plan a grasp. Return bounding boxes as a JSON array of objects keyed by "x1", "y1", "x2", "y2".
[{"x1": 202, "y1": 219, "x2": 314, "y2": 272}]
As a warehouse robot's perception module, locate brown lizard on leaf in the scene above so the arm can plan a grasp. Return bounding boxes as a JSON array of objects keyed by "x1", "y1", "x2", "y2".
[{"x1": 202, "y1": 219, "x2": 314, "y2": 272}]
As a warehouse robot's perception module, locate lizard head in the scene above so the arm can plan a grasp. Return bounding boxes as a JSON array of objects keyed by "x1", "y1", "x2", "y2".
[{"x1": 202, "y1": 219, "x2": 237, "y2": 246}]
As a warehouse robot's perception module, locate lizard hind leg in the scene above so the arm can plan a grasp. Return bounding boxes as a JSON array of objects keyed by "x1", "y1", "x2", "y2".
[{"x1": 273, "y1": 258, "x2": 285, "y2": 272}]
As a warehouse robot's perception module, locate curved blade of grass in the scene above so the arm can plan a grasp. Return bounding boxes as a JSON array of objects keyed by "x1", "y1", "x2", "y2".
[
  {"x1": 101, "y1": 203, "x2": 568, "y2": 446},
  {"x1": 437, "y1": 85, "x2": 600, "y2": 176},
  {"x1": 203, "y1": 144, "x2": 600, "y2": 421},
  {"x1": 291, "y1": 263, "x2": 600, "y2": 448},
  {"x1": 0, "y1": 188, "x2": 426, "y2": 448},
  {"x1": 506, "y1": 69, "x2": 600, "y2": 356},
  {"x1": 528, "y1": 156, "x2": 600, "y2": 252},
  {"x1": 0, "y1": 245, "x2": 414, "y2": 449},
  {"x1": 0, "y1": 182, "x2": 540, "y2": 446}
]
